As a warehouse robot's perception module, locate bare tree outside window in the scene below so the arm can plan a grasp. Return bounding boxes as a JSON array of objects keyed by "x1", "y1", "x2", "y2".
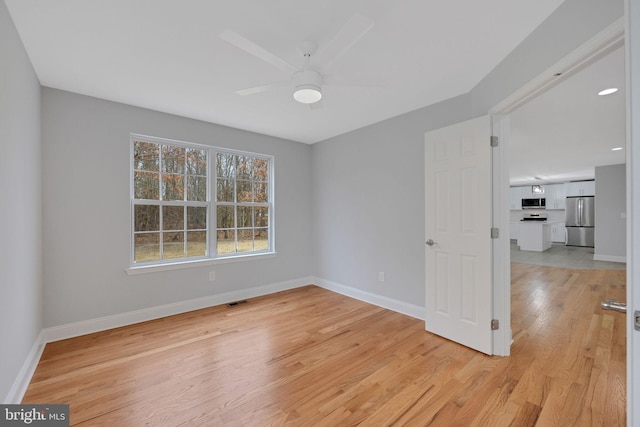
[
  {"x1": 131, "y1": 135, "x2": 273, "y2": 266},
  {"x1": 215, "y1": 152, "x2": 270, "y2": 255}
]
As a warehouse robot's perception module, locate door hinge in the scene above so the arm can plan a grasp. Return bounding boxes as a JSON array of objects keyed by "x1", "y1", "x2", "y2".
[
  {"x1": 491, "y1": 228, "x2": 499, "y2": 239},
  {"x1": 491, "y1": 319, "x2": 499, "y2": 330},
  {"x1": 490, "y1": 136, "x2": 499, "y2": 147}
]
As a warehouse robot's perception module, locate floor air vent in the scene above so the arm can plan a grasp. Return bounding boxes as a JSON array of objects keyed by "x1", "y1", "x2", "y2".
[{"x1": 226, "y1": 300, "x2": 248, "y2": 307}]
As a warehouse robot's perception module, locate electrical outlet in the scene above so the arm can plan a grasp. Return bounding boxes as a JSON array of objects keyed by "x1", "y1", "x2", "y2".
[
  {"x1": 378, "y1": 272, "x2": 385, "y2": 282},
  {"x1": 209, "y1": 271, "x2": 216, "y2": 282}
]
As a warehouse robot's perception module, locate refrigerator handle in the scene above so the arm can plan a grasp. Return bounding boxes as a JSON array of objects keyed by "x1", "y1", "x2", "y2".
[{"x1": 578, "y1": 198, "x2": 583, "y2": 226}]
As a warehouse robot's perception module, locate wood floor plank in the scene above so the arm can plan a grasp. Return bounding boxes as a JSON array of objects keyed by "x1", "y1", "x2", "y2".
[
  {"x1": 23, "y1": 264, "x2": 626, "y2": 426},
  {"x1": 509, "y1": 401, "x2": 542, "y2": 427}
]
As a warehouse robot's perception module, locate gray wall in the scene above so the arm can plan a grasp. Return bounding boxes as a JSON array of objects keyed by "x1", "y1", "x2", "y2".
[
  {"x1": 311, "y1": 94, "x2": 472, "y2": 304},
  {"x1": 595, "y1": 164, "x2": 626, "y2": 259},
  {"x1": 0, "y1": 1, "x2": 43, "y2": 402},
  {"x1": 311, "y1": 0, "x2": 624, "y2": 306},
  {"x1": 41, "y1": 89, "x2": 313, "y2": 327}
]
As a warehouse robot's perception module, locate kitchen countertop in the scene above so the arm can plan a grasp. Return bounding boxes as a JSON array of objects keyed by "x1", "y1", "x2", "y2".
[{"x1": 518, "y1": 220, "x2": 563, "y2": 224}]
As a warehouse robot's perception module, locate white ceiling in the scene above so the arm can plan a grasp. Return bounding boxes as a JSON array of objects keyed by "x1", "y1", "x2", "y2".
[
  {"x1": 5, "y1": 0, "x2": 565, "y2": 144},
  {"x1": 509, "y1": 46, "x2": 626, "y2": 185}
]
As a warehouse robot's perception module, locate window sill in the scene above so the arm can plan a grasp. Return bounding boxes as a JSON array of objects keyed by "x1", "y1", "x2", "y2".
[{"x1": 125, "y1": 252, "x2": 277, "y2": 275}]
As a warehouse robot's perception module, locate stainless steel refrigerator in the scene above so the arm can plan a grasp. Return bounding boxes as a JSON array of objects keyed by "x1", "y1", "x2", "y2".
[{"x1": 565, "y1": 196, "x2": 595, "y2": 247}]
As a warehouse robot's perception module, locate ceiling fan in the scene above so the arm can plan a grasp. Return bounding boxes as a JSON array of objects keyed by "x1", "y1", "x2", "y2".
[{"x1": 220, "y1": 13, "x2": 374, "y2": 105}]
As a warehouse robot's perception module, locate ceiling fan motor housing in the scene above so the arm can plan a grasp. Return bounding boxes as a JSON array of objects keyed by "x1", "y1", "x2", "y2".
[{"x1": 293, "y1": 69, "x2": 323, "y2": 103}]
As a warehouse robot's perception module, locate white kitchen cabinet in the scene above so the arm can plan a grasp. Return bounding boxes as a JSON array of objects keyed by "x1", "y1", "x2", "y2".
[
  {"x1": 518, "y1": 186, "x2": 530, "y2": 199},
  {"x1": 550, "y1": 222, "x2": 566, "y2": 243},
  {"x1": 545, "y1": 183, "x2": 566, "y2": 209},
  {"x1": 519, "y1": 185, "x2": 537, "y2": 198},
  {"x1": 509, "y1": 187, "x2": 524, "y2": 210},
  {"x1": 510, "y1": 222, "x2": 520, "y2": 240},
  {"x1": 566, "y1": 180, "x2": 595, "y2": 196}
]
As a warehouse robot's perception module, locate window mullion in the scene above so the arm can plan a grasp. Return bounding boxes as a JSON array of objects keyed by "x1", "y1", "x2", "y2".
[
  {"x1": 159, "y1": 200, "x2": 164, "y2": 260},
  {"x1": 233, "y1": 155, "x2": 238, "y2": 253},
  {"x1": 158, "y1": 143, "x2": 164, "y2": 203},
  {"x1": 210, "y1": 150, "x2": 216, "y2": 258},
  {"x1": 184, "y1": 151, "x2": 189, "y2": 258},
  {"x1": 181, "y1": 205, "x2": 185, "y2": 258},
  {"x1": 183, "y1": 150, "x2": 187, "y2": 203}
]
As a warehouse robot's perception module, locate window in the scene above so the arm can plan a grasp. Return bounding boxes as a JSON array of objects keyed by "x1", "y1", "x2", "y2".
[
  {"x1": 215, "y1": 153, "x2": 270, "y2": 255},
  {"x1": 131, "y1": 135, "x2": 273, "y2": 267}
]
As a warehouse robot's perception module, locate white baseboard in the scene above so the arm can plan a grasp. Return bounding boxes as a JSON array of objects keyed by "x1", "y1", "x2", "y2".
[
  {"x1": 42, "y1": 276, "x2": 313, "y2": 343},
  {"x1": 4, "y1": 330, "x2": 45, "y2": 404},
  {"x1": 312, "y1": 276, "x2": 425, "y2": 320},
  {"x1": 593, "y1": 254, "x2": 626, "y2": 263}
]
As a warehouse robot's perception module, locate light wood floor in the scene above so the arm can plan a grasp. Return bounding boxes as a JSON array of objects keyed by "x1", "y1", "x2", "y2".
[{"x1": 24, "y1": 264, "x2": 626, "y2": 426}]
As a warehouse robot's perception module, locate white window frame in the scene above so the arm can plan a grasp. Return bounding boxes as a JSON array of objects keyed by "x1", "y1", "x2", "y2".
[{"x1": 127, "y1": 134, "x2": 275, "y2": 274}]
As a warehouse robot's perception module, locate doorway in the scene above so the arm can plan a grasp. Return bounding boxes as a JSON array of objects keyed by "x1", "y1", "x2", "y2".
[
  {"x1": 489, "y1": 14, "x2": 629, "y2": 419},
  {"x1": 489, "y1": 17, "x2": 626, "y2": 356},
  {"x1": 507, "y1": 45, "x2": 626, "y2": 271}
]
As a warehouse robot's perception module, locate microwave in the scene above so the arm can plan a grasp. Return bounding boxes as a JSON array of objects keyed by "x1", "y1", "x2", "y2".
[{"x1": 522, "y1": 198, "x2": 546, "y2": 209}]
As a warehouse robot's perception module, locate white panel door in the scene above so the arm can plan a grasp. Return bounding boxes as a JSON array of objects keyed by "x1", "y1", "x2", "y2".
[{"x1": 424, "y1": 116, "x2": 493, "y2": 355}]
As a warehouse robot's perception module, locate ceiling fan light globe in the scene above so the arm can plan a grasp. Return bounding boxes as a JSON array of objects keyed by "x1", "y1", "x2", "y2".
[{"x1": 293, "y1": 85, "x2": 322, "y2": 104}]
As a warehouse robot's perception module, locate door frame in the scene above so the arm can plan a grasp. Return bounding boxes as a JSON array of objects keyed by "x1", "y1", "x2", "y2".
[
  {"x1": 488, "y1": 17, "x2": 624, "y2": 354},
  {"x1": 624, "y1": 1, "x2": 640, "y2": 425},
  {"x1": 490, "y1": 113, "x2": 512, "y2": 356}
]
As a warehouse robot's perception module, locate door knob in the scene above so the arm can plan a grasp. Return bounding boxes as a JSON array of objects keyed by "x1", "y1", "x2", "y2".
[{"x1": 426, "y1": 239, "x2": 436, "y2": 246}]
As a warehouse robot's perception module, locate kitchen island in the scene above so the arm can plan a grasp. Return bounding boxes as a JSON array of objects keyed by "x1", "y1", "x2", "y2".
[{"x1": 517, "y1": 221, "x2": 563, "y2": 252}]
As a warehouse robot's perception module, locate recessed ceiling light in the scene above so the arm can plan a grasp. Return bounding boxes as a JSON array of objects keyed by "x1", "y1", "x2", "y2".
[
  {"x1": 598, "y1": 88, "x2": 618, "y2": 96},
  {"x1": 612, "y1": 147, "x2": 623, "y2": 151}
]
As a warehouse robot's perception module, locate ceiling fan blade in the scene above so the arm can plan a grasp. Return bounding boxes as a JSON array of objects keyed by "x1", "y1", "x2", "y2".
[
  {"x1": 220, "y1": 29, "x2": 297, "y2": 73},
  {"x1": 313, "y1": 13, "x2": 374, "y2": 70},
  {"x1": 324, "y1": 75, "x2": 388, "y2": 88},
  {"x1": 235, "y1": 80, "x2": 290, "y2": 96}
]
